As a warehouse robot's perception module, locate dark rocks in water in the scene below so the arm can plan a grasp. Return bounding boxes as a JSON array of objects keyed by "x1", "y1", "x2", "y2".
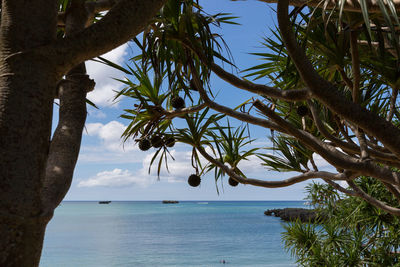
[
  {"x1": 99, "y1": 201, "x2": 111, "y2": 204},
  {"x1": 162, "y1": 200, "x2": 179, "y2": 204},
  {"x1": 264, "y1": 208, "x2": 323, "y2": 223}
]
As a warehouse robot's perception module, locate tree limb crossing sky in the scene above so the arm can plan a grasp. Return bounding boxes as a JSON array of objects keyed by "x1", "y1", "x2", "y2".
[{"x1": 60, "y1": 0, "x2": 332, "y2": 201}]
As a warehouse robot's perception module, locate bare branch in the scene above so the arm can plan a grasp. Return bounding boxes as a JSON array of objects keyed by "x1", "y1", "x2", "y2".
[
  {"x1": 382, "y1": 182, "x2": 400, "y2": 202},
  {"x1": 277, "y1": 0, "x2": 400, "y2": 158},
  {"x1": 308, "y1": 101, "x2": 400, "y2": 167},
  {"x1": 210, "y1": 63, "x2": 311, "y2": 101},
  {"x1": 197, "y1": 145, "x2": 349, "y2": 188},
  {"x1": 337, "y1": 67, "x2": 353, "y2": 90},
  {"x1": 358, "y1": 40, "x2": 398, "y2": 58},
  {"x1": 254, "y1": 100, "x2": 364, "y2": 170},
  {"x1": 43, "y1": 1, "x2": 94, "y2": 211},
  {"x1": 254, "y1": 100, "x2": 400, "y2": 185},
  {"x1": 189, "y1": 60, "x2": 284, "y2": 132},
  {"x1": 171, "y1": 37, "x2": 311, "y2": 101},
  {"x1": 348, "y1": 180, "x2": 400, "y2": 216},
  {"x1": 43, "y1": 74, "x2": 93, "y2": 211},
  {"x1": 355, "y1": 128, "x2": 370, "y2": 160},
  {"x1": 323, "y1": 179, "x2": 359, "y2": 197},
  {"x1": 387, "y1": 87, "x2": 399, "y2": 122},
  {"x1": 164, "y1": 103, "x2": 207, "y2": 119},
  {"x1": 50, "y1": 0, "x2": 167, "y2": 73}
]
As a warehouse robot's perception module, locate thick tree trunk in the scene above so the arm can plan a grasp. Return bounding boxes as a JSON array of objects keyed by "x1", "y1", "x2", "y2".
[
  {"x1": 0, "y1": 1, "x2": 58, "y2": 266},
  {"x1": 0, "y1": 58, "x2": 59, "y2": 266},
  {"x1": 0, "y1": 215, "x2": 51, "y2": 267},
  {"x1": 0, "y1": 0, "x2": 166, "y2": 265}
]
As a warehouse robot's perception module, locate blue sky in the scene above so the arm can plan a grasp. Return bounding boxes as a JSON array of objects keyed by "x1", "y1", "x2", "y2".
[{"x1": 61, "y1": 0, "x2": 329, "y2": 201}]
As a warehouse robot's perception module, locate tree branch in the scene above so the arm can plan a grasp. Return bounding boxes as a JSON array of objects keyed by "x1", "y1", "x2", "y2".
[
  {"x1": 196, "y1": 145, "x2": 349, "y2": 188},
  {"x1": 50, "y1": 0, "x2": 167, "y2": 73},
  {"x1": 164, "y1": 103, "x2": 207, "y2": 119},
  {"x1": 254, "y1": 100, "x2": 363, "y2": 169},
  {"x1": 58, "y1": 0, "x2": 119, "y2": 26},
  {"x1": 254, "y1": 100, "x2": 400, "y2": 185},
  {"x1": 308, "y1": 100, "x2": 400, "y2": 166},
  {"x1": 172, "y1": 37, "x2": 311, "y2": 101},
  {"x1": 324, "y1": 179, "x2": 358, "y2": 197},
  {"x1": 277, "y1": 0, "x2": 400, "y2": 158},
  {"x1": 382, "y1": 182, "x2": 400, "y2": 202},
  {"x1": 210, "y1": 63, "x2": 311, "y2": 101},
  {"x1": 348, "y1": 180, "x2": 400, "y2": 216},
  {"x1": 43, "y1": 74, "x2": 94, "y2": 211},
  {"x1": 337, "y1": 67, "x2": 353, "y2": 90},
  {"x1": 387, "y1": 87, "x2": 398, "y2": 122},
  {"x1": 189, "y1": 60, "x2": 284, "y2": 132},
  {"x1": 43, "y1": 1, "x2": 94, "y2": 211}
]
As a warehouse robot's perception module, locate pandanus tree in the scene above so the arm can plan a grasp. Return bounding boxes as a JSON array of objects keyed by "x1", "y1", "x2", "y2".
[
  {"x1": 283, "y1": 179, "x2": 400, "y2": 265},
  {"x1": 112, "y1": 0, "x2": 400, "y2": 219},
  {"x1": 0, "y1": 0, "x2": 167, "y2": 266}
]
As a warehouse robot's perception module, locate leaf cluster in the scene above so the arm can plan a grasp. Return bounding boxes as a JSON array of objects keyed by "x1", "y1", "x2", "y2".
[{"x1": 283, "y1": 179, "x2": 400, "y2": 266}]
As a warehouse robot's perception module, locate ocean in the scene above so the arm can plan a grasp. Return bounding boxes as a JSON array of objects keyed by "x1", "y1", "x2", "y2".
[{"x1": 40, "y1": 201, "x2": 304, "y2": 267}]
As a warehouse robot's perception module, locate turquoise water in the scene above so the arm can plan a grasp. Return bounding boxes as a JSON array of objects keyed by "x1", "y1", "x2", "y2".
[{"x1": 40, "y1": 201, "x2": 303, "y2": 267}]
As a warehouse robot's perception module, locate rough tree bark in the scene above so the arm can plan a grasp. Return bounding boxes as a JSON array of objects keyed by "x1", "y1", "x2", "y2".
[{"x1": 0, "y1": 0, "x2": 166, "y2": 266}]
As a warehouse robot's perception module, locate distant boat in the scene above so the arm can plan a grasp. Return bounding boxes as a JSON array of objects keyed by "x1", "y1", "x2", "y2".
[
  {"x1": 98, "y1": 201, "x2": 111, "y2": 204},
  {"x1": 162, "y1": 200, "x2": 179, "y2": 204}
]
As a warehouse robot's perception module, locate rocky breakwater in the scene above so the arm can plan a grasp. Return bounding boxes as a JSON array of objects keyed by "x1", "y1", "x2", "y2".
[{"x1": 264, "y1": 208, "x2": 323, "y2": 223}]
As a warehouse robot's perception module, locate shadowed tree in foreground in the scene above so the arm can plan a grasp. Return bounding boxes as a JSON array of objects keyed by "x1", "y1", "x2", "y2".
[{"x1": 0, "y1": 0, "x2": 167, "y2": 266}]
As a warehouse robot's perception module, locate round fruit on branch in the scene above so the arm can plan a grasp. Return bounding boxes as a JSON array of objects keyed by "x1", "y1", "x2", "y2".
[
  {"x1": 171, "y1": 96, "x2": 185, "y2": 109},
  {"x1": 151, "y1": 135, "x2": 164, "y2": 148},
  {"x1": 164, "y1": 136, "x2": 176, "y2": 147},
  {"x1": 138, "y1": 138, "x2": 151, "y2": 151},
  {"x1": 188, "y1": 174, "x2": 201, "y2": 187},
  {"x1": 296, "y1": 105, "x2": 309, "y2": 117},
  {"x1": 228, "y1": 177, "x2": 239, "y2": 187}
]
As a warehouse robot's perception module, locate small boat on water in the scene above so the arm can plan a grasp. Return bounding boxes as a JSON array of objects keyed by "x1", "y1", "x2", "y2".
[
  {"x1": 162, "y1": 200, "x2": 179, "y2": 204},
  {"x1": 98, "y1": 201, "x2": 111, "y2": 204}
]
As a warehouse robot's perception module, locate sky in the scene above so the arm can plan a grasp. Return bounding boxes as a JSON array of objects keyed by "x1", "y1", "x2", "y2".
[{"x1": 60, "y1": 0, "x2": 330, "y2": 201}]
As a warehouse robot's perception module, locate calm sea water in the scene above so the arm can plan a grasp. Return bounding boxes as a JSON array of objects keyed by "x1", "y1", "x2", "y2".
[{"x1": 40, "y1": 201, "x2": 304, "y2": 267}]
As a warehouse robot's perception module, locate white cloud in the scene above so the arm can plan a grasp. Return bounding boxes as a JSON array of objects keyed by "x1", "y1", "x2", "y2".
[
  {"x1": 84, "y1": 121, "x2": 132, "y2": 152},
  {"x1": 77, "y1": 168, "x2": 153, "y2": 188},
  {"x1": 87, "y1": 108, "x2": 107, "y2": 119},
  {"x1": 86, "y1": 44, "x2": 129, "y2": 107},
  {"x1": 77, "y1": 150, "x2": 197, "y2": 188},
  {"x1": 237, "y1": 155, "x2": 265, "y2": 176}
]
